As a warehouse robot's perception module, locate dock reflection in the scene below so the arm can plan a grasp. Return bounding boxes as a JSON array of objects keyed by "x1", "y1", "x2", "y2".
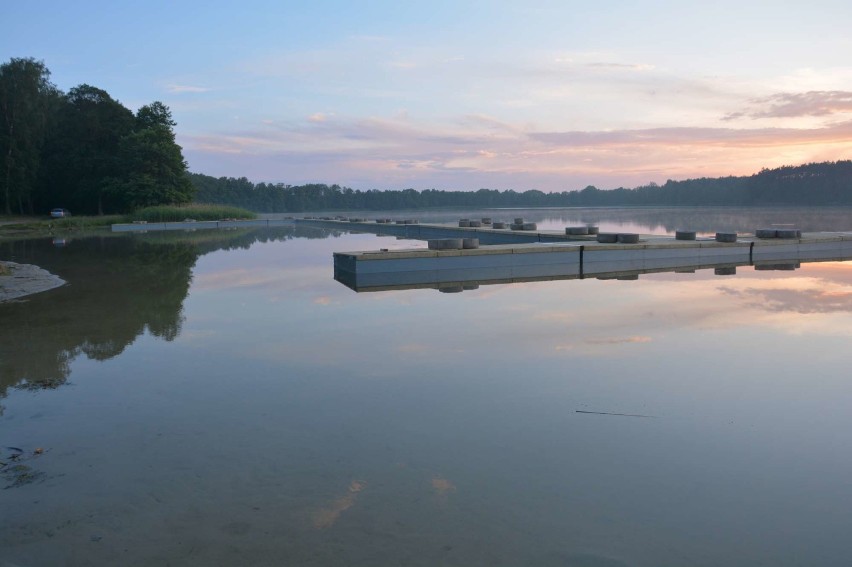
[{"x1": 335, "y1": 255, "x2": 822, "y2": 293}]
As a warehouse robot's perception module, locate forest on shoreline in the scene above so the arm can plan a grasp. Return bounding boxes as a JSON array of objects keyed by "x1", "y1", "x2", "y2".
[
  {"x1": 0, "y1": 58, "x2": 192, "y2": 216},
  {"x1": 190, "y1": 160, "x2": 852, "y2": 212},
  {"x1": 4, "y1": 58, "x2": 851, "y2": 217}
]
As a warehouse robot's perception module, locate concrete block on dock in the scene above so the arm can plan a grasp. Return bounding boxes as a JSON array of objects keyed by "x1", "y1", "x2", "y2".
[
  {"x1": 428, "y1": 238, "x2": 464, "y2": 250},
  {"x1": 715, "y1": 232, "x2": 737, "y2": 243},
  {"x1": 522, "y1": 222, "x2": 537, "y2": 231},
  {"x1": 566, "y1": 226, "x2": 589, "y2": 235},
  {"x1": 755, "y1": 262, "x2": 800, "y2": 271},
  {"x1": 586, "y1": 226, "x2": 599, "y2": 235},
  {"x1": 458, "y1": 220, "x2": 471, "y2": 227},
  {"x1": 462, "y1": 238, "x2": 480, "y2": 249},
  {"x1": 481, "y1": 218, "x2": 492, "y2": 225},
  {"x1": 514, "y1": 218, "x2": 524, "y2": 225},
  {"x1": 675, "y1": 230, "x2": 696, "y2": 240},
  {"x1": 469, "y1": 220, "x2": 482, "y2": 227},
  {"x1": 596, "y1": 233, "x2": 618, "y2": 243},
  {"x1": 755, "y1": 228, "x2": 777, "y2": 239},
  {"x1": 617, "y1": 233, "x2": 640, "y2": 244},
  {"x1": 438, "y1": 285, "x2": 464, "y2": 293},
  {"x1": 776, "y1": 229, "x2": 799, "y2": 239},
  {"x1": 492, "y1": 222, "x2": 506, "y2": 229}
]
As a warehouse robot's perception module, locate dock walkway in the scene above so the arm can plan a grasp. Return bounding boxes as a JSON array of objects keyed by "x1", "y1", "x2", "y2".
[
  {"x1": 294, "y1": 218, "x2": 852, "y2": 292},
  {"x1": 111, "y1": 218, "x2": 294, "y2": 232}
]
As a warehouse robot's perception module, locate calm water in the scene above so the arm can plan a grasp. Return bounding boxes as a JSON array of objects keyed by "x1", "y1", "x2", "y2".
[{"x1": 3, "y1": 207, "x2": 852, "y2": 566}]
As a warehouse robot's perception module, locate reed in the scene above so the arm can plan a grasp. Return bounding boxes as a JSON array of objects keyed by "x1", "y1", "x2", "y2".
[{"x1": 126, "y1": 204, "x2": 256, "y2": 223}]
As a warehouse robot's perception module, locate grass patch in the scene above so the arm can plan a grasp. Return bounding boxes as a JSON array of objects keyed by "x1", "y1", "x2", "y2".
[
  {"x1": 126, "y1": 204, "x2": 256, "y2": 223},
  {"x1": 1, "y1": 204, "x2": 256, "y2": 239},
  {"x1": 0, "y1": 214, "x2": 120, "y2": 233},
  {"x1": 52, "y1": 215, "x2": 123, "y2": 230}
]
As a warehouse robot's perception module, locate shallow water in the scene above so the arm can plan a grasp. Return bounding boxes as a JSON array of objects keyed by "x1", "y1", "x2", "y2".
[{"x1": 3, "y1": 207, "x2": 852, "y2": 566}]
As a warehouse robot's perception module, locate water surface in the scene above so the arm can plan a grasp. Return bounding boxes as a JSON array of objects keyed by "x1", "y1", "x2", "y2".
[{"x1": 3, "y1": 208, "x2": 852, "y2": 566}]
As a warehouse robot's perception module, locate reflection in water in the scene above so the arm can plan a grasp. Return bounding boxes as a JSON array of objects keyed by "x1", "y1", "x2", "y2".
[
  {"x1": 529, "y1": 205, "x2": 852, "y2": 234},
  {"x1": 0, "y1": 236, "x2": 194, "y2": 398},
  {"x1": 431, "y1": 476, "x2": 456, "y2": 500},
  {"x1": 334, "y1": 245, "x2": 851, "y2": 294},
  {"x1": 3, "y1": 209, "x2": 852, "y2": 566},
  {"x1": 718, "y1": 265, "x2": 852, "y2": 314},
  {"x1": 312, "y1": 480, "x2": 367, "y2": 529},
  {"x1": 279, "y1": 206, "x2": 852, "y2": 234},
  {"x1": 0, "y1": 227, "x2": 335, "y2": 400}
]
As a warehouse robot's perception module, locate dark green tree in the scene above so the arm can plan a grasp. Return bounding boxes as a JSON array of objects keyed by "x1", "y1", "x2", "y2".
[
  {"x1": 40, "y1": 84, "x2": 135, "y2": 214},
  {"x1": 107, "y1": 101, "x2": 194, "y2": 211},
  {"x1": 0, "y1": 58, "x2": 60, "y2": 214}
]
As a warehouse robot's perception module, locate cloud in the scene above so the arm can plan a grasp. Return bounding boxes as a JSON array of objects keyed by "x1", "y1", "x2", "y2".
[
  {"x1": 388, "y1": 60, "x2": 418, "y2": 70},
  {"x1": 529, "y1": 121, "x2": 852, "y2": 148},
  {"x1": 585, "y1": 336, "x2": 653, "y2": 345},
  {"x1": 166, "y1": 84, "x2": 212, "y2": 94},
  {"x1": 397, "y1": 343, "x2": 429, "y2": 353},
  {"x1": 192, "y1": 39, "x2": 852, "y2": 190},
  {"x1": 181, "y1": 95, "x2": 852, "y2": 191},
  {"x1": 585, "y1": 62, "x2": 655, "y2": 71},
  {"x1": 347, "y1": 35, "x2": 391, "y2": 42},
  {"x1": 724, "y1": 91, "x2": 852, "y2": 120}
]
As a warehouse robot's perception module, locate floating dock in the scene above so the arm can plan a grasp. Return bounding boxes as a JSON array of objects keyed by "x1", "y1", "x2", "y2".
[
  {"x1": 294, "y1": 218, "x2": 852, "y2": 292},
  {"x1": 111, "y1": 219, "x2": 295, "y2": 232}
]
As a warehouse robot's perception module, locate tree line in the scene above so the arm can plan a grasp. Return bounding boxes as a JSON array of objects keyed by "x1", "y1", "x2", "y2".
[
  {"x1": 0, "y1": 57, "x2": 193, "y2": 215},
  {"x1": 4, "y1": 57, "x2": 850, "y2": 216},
  {"x1": 191, "y1": 160, "x2": 852, "y2": 212}
]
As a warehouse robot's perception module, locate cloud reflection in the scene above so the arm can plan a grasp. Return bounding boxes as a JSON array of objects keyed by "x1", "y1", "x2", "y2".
[{"x1": 585, "y1": 336, "x2": 653, "y2": 345}]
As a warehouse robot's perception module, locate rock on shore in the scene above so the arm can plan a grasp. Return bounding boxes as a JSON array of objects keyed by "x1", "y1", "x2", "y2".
[{"x1": 0, "y1": 262, "x2": 65, "y2": 302}]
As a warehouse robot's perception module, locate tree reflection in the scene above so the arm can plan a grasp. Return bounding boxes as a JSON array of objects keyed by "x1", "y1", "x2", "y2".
[{"x1": 0, "y1": 226, "x2": 329, "y2": 402}]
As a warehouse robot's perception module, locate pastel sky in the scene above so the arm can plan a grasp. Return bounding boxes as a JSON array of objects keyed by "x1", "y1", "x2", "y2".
[{"x1": 4, "y1": 0, "x2": 852, "y2": 191}]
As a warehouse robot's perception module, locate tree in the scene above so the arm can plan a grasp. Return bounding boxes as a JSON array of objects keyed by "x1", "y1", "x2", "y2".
[
  {"x1": 0, "y1": 58, "x2": 60, "y2": 214},
  {"x1": 40, "y1": 84, "x2": 135, "y2": 214},
  {"x1": 108, "y1": 102, "x2": 194, "y2": 211}
]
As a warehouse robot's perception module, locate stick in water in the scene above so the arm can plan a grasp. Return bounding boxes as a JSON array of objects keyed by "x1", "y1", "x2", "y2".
[{"x1": 576, "y1": 410, "x2": 657, "y2": 418}]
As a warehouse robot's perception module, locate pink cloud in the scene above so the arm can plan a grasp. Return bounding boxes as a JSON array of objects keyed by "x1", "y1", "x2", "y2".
[
  {"x1": 180, "y1": 112, "x2": 852, "y2": 191},
  {"x1": 724, "y1": 91, "x2": 852, "y2": 121}
]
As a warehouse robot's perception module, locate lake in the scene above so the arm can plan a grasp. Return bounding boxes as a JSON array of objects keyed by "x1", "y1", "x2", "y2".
[{"x1": 3, "y1": 206, "x2": 852, "y2": 566}]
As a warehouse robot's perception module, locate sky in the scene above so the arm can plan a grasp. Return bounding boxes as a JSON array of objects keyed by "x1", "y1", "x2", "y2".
[{"x1": 4, "y1": 0, "x2": 852, "y2": 191}]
